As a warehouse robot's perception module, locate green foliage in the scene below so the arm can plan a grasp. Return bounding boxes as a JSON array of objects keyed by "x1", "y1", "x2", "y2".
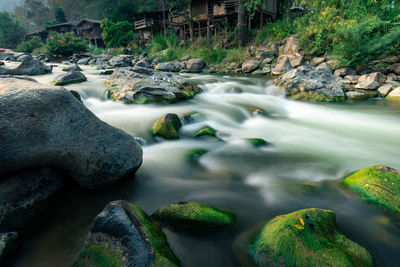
[
  {"x1": 101, "y1": 19, "x2": 133, "y2": 48},
  {"x1": 151, "y1": 32, "x2": 180, "y2": 53},
  {"x1": 46, "y1": 32, "x2": 89, "y2": 56},
  {"x1": 54, "y1": 7, "x2": 67, "y2": 23},
  {"x1": 0, "y1": 11, "x2": 26, "y2": 48},
  {"x1": 245, "y1": 0, "x2": 265, "y2": 19},
  {"x1": 16, "y1": 37, "x2": 44, "y2": 53},
  {"x1": 110, "y1": 2, "x2": 137, "y2": 23},
  {"x1": 254, "y1": 20, "x2": 296, "y2": 44}
]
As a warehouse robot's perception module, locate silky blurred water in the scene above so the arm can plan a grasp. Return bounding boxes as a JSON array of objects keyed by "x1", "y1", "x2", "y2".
[{"x1": 11, "y1": 64, "x2": 400, "y2": 267}]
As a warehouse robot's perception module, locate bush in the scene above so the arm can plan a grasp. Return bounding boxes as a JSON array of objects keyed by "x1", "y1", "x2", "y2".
[
  {"x1": 101, "y1": 19, "x2": 133, "y2": 48},
  {"x1": 16, "y1": 38, "x2": 44, "y2": 53},
  {"x1": 151, "y1": 32, "x2": 180, "y2": 53},
  {"x1": 46, "y1": 32, "x2": 89, "y2": 56}
]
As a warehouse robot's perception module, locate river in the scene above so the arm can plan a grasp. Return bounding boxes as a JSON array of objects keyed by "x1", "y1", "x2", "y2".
[{"x1": 12, "y1": 64, "x2": 400, "y2": 267}]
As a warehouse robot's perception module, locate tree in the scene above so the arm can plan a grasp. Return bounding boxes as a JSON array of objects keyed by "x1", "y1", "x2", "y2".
[
  {"x1": 0, "y1": 12, "x2": 26, "y2": 49},
  {"x1": 238, "y1": 0, "x2": 247, "y2": 46},
  {"x1": 54, "y1": 7, "x2": 67, "y2": 23},
  {"x1": 110, "y1": 1, "x2": 137, "y2": 23},
  {"x1": 101, "y1": 19, "x2": 133, "y2": 47},
  {"x1": 14, "y1": 0, "x2": 52, "y2": 30}
]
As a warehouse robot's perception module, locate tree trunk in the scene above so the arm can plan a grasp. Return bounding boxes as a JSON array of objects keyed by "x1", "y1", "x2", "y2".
[
  {"x1": 285, "y1": 0, "x2": 290, "y2": 24},
  {"x1": 238, "y1": 0, "x2": 247, "y2": 46}
]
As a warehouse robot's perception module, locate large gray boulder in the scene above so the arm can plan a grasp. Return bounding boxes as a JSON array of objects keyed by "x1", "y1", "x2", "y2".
[
  {"x1": 155, "y1": 61, "x2": 184, "y2": 72},
  {"x1": 274, "y1": 65, "x2": 345, "y2": 102},
  {"x1": 53, "y1": 70, "x2": 87, "y2": 86},
  {"x1": 107, "y1": 67, "x2": 202, "y2": 104},
  {"x1": 77, "y1": 57, "x2": 90, "y2": 65},
  {"x1": 185, "y1": 58, "x2": 206, "y2": 72},
  {"x1": 0, "y1": 58, "x2": 52, "y2": 75},
  {"x1": 242, "y1": 60, "x2": 259, "y2": 73},
  {"x1": 16, "y1": 54, "x2": 33, "y2": 62},
  {"x1": 108, "y1": 56, "x2": 133, "y2": 68},
  {"x1": 0, "y1": 78, "x2": 142, "y2": 189},
  {"x1": 0, "y1": 167, "x2": 63, "y2": 231},
  {"x1": 271, "y1": 56, "x2": 293, "y2": 75},
  {"x1": 72, "y1": 200, "x2": 180, "y2": 267}
]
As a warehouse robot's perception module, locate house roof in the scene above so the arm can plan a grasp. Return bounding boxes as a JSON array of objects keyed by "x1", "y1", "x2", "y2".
[{"x1": 46, "y1": 21, "x2": 79, "y2": 30}]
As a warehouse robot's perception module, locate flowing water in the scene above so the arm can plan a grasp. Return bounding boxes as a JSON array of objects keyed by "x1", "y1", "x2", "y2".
[{"x1": 11, "y1": 65, "x2": 400, "y2": 267}]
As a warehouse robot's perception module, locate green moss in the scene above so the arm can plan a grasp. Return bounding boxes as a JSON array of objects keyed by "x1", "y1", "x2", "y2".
[
  {"x1": 128, "y1": 204, "x2": 180, "y2": 266},
  {"x1": 72, "y1": 244, "x2": 123, "y2": 267},
  {"x1": 342, "y1": 165, "x2": 400, "y2": 215},
  {"x1": 247, "y1": 208, "x2": 374, "y2": 267},
  {"x1": 246, "y1": 138, "x2": 270, "y2": 148},
  {"x1": 152, "y1": 114, "x2": 182, "y2": 139},
  {"x1": 181, "y1": 83, "x2": 202, "y2": 99},
  {"x1": 185, "y1": 149, "x2": 208, "y2": 162},
  {"x1": 385, "y1": 95, "x2": 400, "y2": 101},
  {"x1": 290, "y1": 92, "x2": 345, "y2": 102},
  {"x1": 194, "y1": 126, "x2": 217, "y2": 137},
  {"x1": 152, "y1": 201, "x2": 236, "y2": 229},
  {"x1": 53, "y1": 78, "x2": 87, "y2": 86}
]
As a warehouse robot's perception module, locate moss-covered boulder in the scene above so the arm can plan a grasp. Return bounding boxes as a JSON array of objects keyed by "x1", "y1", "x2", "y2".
[
  {"x1": 243, "y1": 208, "x2": 374, "y2": 267},
  {"x1": 152, "y1": 201, "x2": 236, "y2": 230},
  {"x1": 342, "y1": 165, "x2": 400, "y2": 215},
  {"x1": 73, "y1": 200, "x2": 180, "y2": 267},
  {"x1": 152, "y1": 113, "x2": 182, "y2": 139},
  {"x1": 185, "y1": 149, "x2": 208, "y2": 162},
  {"x1": 194, "y1": 126, "x2": 217, "y2": 137},
  {"x1": 53, "y1": 70, "x2": 87, "y2": 86},
  {"x1": 106, "y1": 67, "x2": 202, "y2": 104}
]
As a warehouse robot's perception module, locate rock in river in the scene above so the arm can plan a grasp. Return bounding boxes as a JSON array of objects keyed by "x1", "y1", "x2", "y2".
[
  {"x1": 274, "y1": 65, "x2": 345, "y2": 102},
  {"x1": 0, "y1": 78, "x2": 143, "y2": 189},
  {"x1": 72, "y1": 200, "x2": 180, "y2": 267},
  {"x1": 107, "y1": 67, "x2": 202, "y2": 104},
  {"x1": 53, "y1": 70, "x2": 87, "y2": 86},
  {"x1": 152, "y1": 113, "x2": 182, "y2": 139},
  {"x1": 342, "y1": 165, "x2": 400, "y2": 215},
  {"x1": 152, "y1": 201, "x2": 236, "y2": 230},
  {"x1": 0, "y1": 58, "x2": 52, "y2": 75},
  {"x1": 0, "y1": 167, "x2": 63, "y2": 232},
  {"x1": 236, "y1": 208, "x2": 374, "y2": 267}
]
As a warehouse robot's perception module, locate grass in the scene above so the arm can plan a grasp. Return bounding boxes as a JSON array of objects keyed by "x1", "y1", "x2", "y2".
[{"x1": 72, "y1": 244, "x2": 122, "y2": 267}]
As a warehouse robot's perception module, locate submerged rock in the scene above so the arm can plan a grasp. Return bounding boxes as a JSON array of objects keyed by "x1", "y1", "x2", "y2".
[
  {"x1": 274, "y1": 65, "x2": 345, "y2": 102},
  {"x1": 0, "y1": 78, "x2": 142, "y2": 189},
  {"x1": 246, "y1": 138, "x2": 270, "y2": 148},
  {"x1": 107, "y1": 67, "x2": 202, "y2": 104},
  {"x1": 194, "y1": 126, "x2": 217, "y2": 137},
  {"x1": 342, "y1": 165, "x2": 400, "y2": 215},
  {"x1": 0, "y1": 58, "x2": 52, "y2": 75},
  {"x1": 0, "y1": 167, "x2": 63, "y2": 231},
  {"x1": 152, "y1": 201, "x2": 236, "y2": 230},
  {"x1": 239, "y1": 208, "x2": 374, "y2": 267},
  {"x1": 0, "y1": 232, "x2": 18, "y2": 264},
  {"x1": 72, "y1": 200, "x2": 180, "y2": 267},
  {"x1": 53, "y1": 70, "x2": 87, "y2": 86},
  {"x1": 62, "y1": 64, "x2": 82, "y2": 72},
  {"x1": 152, "y1": 113, "x2": 182, "y2": 139}
]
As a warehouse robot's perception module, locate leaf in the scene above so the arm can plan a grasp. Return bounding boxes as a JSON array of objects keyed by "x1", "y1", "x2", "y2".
[
  {"x1": 299, "y1": 218, "x2": 305, "y2": 226},
  {"x1": 294, "y1": 224, "x2": 305, "y2": 230}
]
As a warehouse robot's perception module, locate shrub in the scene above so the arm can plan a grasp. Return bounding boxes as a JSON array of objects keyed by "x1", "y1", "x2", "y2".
[
  {"x1": 151, "y1": 32, "x2": 180, "y2": 53},
  {"x1": 46, "y1": 32, "x2": 89, "y2": 56},
  {"x1": 101, "y1": 19, "x2": 133, "y2": 48},
  {"x1": 16, "y1": 38, "x2": 44, "y2": 53}
]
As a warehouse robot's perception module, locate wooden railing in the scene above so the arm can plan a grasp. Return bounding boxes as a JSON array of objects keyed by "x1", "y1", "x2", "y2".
[{"x1": 134, "y1": 18, "x2": 154, "y2": 30}]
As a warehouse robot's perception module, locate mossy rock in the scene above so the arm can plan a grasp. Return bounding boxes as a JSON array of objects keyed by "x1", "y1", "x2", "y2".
[
  {"x1": 194, "y1": 126, "x2": 217, "y2": 138},
  {"x1": 246, "y1": 138, "x2": 270, "y2": 148},
  {"x1": 245, "y1": 208, "x2": 374, "y2": 267},
  {"x1": 152, "y1": 201, "x2": 236, "y2": 230},
  {"x1": 290, "y1": 91, "x2": 345, "y2": 102},
  {"x1": 73, "y1": 200, "x2": 180, "y2": 267},
  {"x1": 185, "y1": 149, "x2": 208, "y2": 162},
  {"x1": 181, "y1": 83, "x2": 202, "y2": 98},
  {"x1": 72, "y1": 244, "x2": 123, "y2": 267},
  {"x1": 152, "y1": 113, "x2": 182, "y2": 139},
  {"x1": 342, "y1": 165, "x2": 400, "y2": 215},
  {"x1": 53, "y1": 71, "x2": 87, "y2": 86}
]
